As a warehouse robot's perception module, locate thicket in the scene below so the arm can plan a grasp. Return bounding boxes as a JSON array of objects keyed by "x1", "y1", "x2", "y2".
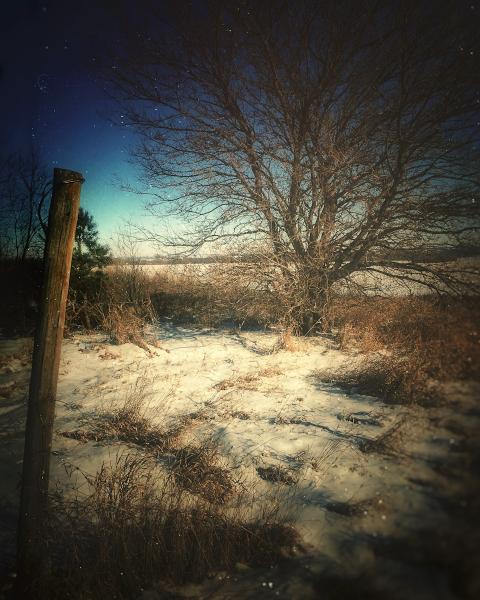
[{"x1": 328, "y1": 295, "x2": 480, "y2": 404}]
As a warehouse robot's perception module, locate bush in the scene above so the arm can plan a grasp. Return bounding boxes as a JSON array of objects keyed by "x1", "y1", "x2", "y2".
[
  {"x1": 67, "y1": 264, "x2": 157, "y2": 349},
  {"x1": 330, "y1": 295, "x2": 480, "y2": 404}
]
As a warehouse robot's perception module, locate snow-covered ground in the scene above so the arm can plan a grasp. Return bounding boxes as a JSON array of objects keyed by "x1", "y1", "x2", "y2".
[{"x1": 1, "y1": 325, "x2": 478, "y2": 598}]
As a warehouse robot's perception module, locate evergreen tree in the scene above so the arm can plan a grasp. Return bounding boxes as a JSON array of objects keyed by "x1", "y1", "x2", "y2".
[
  {"x1": 69, "y1": 209, "x2": 111, "y2": 328},
  {"x1": 71, "y1": 208, "x2": 111, "y2": 283}
]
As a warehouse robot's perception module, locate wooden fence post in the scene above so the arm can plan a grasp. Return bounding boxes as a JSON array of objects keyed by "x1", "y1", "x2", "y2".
[{"x1": 16, "y1": 168, "x2": 83, "y2": 591}]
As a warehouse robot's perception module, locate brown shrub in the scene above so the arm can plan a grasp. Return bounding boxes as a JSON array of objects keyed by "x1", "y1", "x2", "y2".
[
  {"x1": 66, "y1": 265, "x2": 156, "y2": 349},
  {"x1": 331, "y1": 295, "x2": 480, "y2": 403},
  {"x1": 100, "y1": 304, "x2": 150, "y2": 349}
]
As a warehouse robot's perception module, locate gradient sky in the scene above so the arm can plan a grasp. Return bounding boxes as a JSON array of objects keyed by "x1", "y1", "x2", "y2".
[{"x1": 1, "y1": 1, "x2": 157, "y2": 252}]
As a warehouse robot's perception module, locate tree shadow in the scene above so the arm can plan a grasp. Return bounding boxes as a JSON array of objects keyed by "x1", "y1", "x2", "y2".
[{"x1": 154, "y1": 321, "x2": 274, "y2": 355}]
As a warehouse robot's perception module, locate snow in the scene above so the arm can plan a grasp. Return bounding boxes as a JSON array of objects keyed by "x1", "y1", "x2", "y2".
[{"x1": 1, "y1": 325, "x2": 478, "y2": 598}]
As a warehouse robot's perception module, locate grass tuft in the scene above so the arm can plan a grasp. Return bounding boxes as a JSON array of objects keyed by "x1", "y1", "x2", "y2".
[
  {"x1": 32, "y1": 452, "x2": 300, "y2": 599},
  {"x1": 170, "y1": 443, "x2": 235, "y2": 504},
  {"x1": 257, "y1": 465, "x2": 298, "y2": 486}
]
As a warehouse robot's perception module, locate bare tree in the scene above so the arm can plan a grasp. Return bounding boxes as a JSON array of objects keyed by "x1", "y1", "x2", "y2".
[
  {"x1": 106, "y1": 0, "x2": 479, "y2": 333},
  {"x1": 0, "y1": 149, "x2": 51, "y2": 261}
]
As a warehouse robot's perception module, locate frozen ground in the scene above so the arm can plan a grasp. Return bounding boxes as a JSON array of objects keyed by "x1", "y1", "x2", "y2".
[{"x1": 1, "y1": 325, "x2": 479, "y2": 598}]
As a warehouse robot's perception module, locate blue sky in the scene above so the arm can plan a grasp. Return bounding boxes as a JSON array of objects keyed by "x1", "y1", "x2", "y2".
[{"x1": 0, "y1": 1, "x2": 160, "y2": 253}]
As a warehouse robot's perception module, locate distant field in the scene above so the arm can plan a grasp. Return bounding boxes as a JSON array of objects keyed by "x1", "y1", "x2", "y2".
[{"x1": 109, "y1": 257, "x2": 479, "y2": 296}]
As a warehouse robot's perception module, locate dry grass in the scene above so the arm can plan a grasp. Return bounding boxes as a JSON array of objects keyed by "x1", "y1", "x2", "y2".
[
  {"x1": 50, "y1": 372, "x2": 302, "y2": 598},
  {"x1": 149, "y1": 263, "x2": 281, "y2": 328},
  {"x1": 318, "y1": 360, "x2": 421, "y2": 405},
  {"x1": 330, "y1": 295, "x2": 480, "y2": 404},
  {"x1": 67, "y1": 265, "x2": 157, "y2": 349},
  {"x1": 31, "y1": 452, "x2": 300, "y2": 600},
  {"x1": 274, "y1": 329, "x2": 302, "y2": 352},
  {"x1": 60, "y1": 376, "x2": 237, "y2": 503},
  {"x1": 309, "y1": 439, "x2": 344, "y2": 472},
  {"x1": 170, "y1": 442, "x2": 235, "y2": 504},
  {"x1": 256, "y1": 465, "x2": 298, "y2": 486},
  {"x1": 214, "y1": 367, "x2": 280, "y2": 391},
  {"x1": 214, "y1": 372, "x2": 260, "y2": 391},
  {"x1": 61, "y1": 375, "x2": 177, "y2": 450},
  {"x1": 101, "y1": 304, "x2": 150, "y2": 349}
]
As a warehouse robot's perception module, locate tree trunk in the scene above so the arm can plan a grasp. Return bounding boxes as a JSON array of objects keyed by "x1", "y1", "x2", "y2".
[
  {"x1": 295, "y1": 266, "x2": 329, "y2": 336},
  {"x1": 299, "y1": 303, "x2": 325, "y2": 336}
]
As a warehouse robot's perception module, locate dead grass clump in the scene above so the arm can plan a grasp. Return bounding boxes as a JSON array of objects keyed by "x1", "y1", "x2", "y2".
[
  {"x1": 215, "y1": 368, "x2": 280, "y2": 391},
  {"x1": 101, "y1": 304, "x2": 151, "y2": 350},
  {"x1": 99, "y1": 378, "x2": 162, "y2": 445},
  {"x1": 257, "y1": 465, "x2": 298, "y2": 486},
  {"x1": 36, "y1": 452, "x2": 300, "y2": 599},
  {"x1": 319, "y1": 360, "x2": 416, "y2": 405},
  {"x1": 259, "y1": 366, "x2": 281, "y2": 377},
  {"x1": 67, "y1": 264, "x2": 156, "y2": 349},
  {"x1": 61, "y1": 378, "x2": 234, "y2": 502},
  {"x1": 231, "y1": 410, "x2": 251, "y2": 420},
  {"x1": 214, "y1": 372, "x2": 259, "y2": 391},
  {"x1": 331, "y1": 295, "x2": 480, "y2": 404},
  {"x1": 308, "y1": 439, "x2": 344, "y2": 474},
  {"x1": 171, "y1": 442, "x2": 235, "y2": 504},
  {"x1": 60, "y1": 429, "x2": 102, "y2": 443},
  {"x1": 274, "y1": 329, "x2": 301, "y2": 352},
  {"x1": 61, "y1": 376, "x2": 178, "y2": 451}
]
